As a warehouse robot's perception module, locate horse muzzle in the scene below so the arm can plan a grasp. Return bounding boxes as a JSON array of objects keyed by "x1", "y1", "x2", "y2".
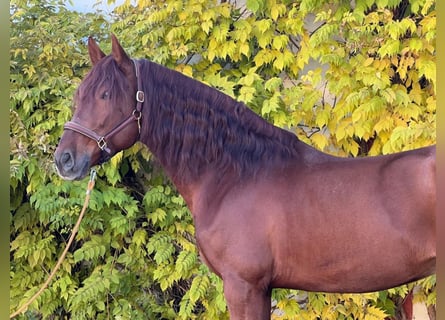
[{"x1": 54, "y1": 149, "x2": 91, "y2": 181}]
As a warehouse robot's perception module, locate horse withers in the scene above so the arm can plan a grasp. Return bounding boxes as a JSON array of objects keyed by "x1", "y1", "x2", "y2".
[{"x1": 54, "y1": 35, "x2": 436, "y2": 319}]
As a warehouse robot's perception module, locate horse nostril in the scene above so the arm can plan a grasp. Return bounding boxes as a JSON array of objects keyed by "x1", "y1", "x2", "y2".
[{"x1": 60, "y1": 151, "x2": 74, "y2": 170}]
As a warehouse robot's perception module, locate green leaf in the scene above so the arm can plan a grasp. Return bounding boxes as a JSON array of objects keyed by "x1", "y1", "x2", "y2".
[
  {"x1": 264, "y1": 77, "x2": 282, "y2": 92},
  {"x1": 246, "y1": 0, "x2": 265, "y2": 13}
]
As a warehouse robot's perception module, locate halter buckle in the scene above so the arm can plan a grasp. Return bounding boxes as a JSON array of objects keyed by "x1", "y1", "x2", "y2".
[
  {"x1": 97, "y1": 137, "x2": 107, "y2": 150},
  {"x1": 136, "y1": 90, "x2": 145, "y2": 103}
]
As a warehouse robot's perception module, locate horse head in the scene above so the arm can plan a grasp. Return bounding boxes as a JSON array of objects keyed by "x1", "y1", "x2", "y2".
[{"x1": 54, "y1": 35, "x2": 141, "y2": 180}]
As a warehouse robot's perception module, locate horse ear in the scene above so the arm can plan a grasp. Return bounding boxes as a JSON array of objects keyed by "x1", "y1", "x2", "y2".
[
  {"x1": 111, "y1": 34, "x2": 133, "y2": 75},
  {"x1": 88, "y1": 37, "x2": 106, "y2": 66}
]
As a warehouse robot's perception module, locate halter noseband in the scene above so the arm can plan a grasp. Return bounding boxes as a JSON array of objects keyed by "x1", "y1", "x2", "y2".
[{"x1": 64, "y1": 59, "x2": 144, "y2": 159}]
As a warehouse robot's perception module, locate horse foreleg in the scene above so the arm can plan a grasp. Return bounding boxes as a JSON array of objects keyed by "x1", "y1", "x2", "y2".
[{"x1": 223, "y1": 276, "x2": 271, "y2": 320}]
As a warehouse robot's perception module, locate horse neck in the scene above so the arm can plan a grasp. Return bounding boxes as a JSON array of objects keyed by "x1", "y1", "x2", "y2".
[{"x1": 136, "y1": 60, "x2": 302, "y2": 191}]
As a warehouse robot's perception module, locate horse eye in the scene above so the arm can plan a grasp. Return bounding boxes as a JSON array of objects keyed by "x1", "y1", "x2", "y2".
[{"x1": 101, "y1": 91, "x2": 110, "y2": 100}]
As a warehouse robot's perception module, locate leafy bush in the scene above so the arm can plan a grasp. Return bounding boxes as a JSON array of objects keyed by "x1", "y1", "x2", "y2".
[{"x1": 10, "y1": 0, "x2": 435, "y2": 319}]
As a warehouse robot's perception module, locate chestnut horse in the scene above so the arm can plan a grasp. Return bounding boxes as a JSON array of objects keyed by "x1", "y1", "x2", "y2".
[{"x1": 54, "y1": 35, "x2": 436, "y2": 319}]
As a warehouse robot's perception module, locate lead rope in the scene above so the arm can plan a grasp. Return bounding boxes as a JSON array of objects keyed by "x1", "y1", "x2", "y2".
[{"x1": 10, "y1": 169, "x2": 97, "y2": 319}]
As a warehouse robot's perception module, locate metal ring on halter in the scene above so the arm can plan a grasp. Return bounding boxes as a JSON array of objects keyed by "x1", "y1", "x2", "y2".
[
  {"x1": 133, "y1": 110, "x2": 142, "y2": 132},
  {"x1": 132, "y1": 110, "x2": 142, "y2": 119}
]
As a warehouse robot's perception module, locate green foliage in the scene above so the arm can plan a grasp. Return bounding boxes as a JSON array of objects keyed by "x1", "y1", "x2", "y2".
[{"x1": 10, "y1": 0, "x2": 435, "y2": 319}]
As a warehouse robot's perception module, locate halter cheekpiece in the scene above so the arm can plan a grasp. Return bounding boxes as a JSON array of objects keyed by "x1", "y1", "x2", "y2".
[{"x1": 64, "y1": 59, "x2": 144, "y2": 158}]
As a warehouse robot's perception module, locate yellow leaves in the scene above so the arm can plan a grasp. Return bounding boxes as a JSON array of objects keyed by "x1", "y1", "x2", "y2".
[
  {"x1": 201, "y1": 5, "x2": 231, "y2": 34},
  {"x1": 273, "y1": 298, "x2": 301, "y2": 319},
  {"x1": 363, "y1": 57, "x2": 374, "y2": 67},
  {"x1": 173, "y1": 44, "x2": 190, "y2": 59},
  {"x1": 178, "y1": 274, "x2": 210, "y2": 318},
  {"x1": 373, "y1": 114, "x2": 394, "y2": 134},
  {"x1": 354, "y1": 120, "x2": 373, "y2": 140},
  {"x1": 364, "y1": 10, "x2": 381, "y2": 25},
  {"x1": 426, "y1": 96, "x2": 436, "y2": 113},
  {"x1": 136, "y1": 0, "x2": 156, "y2": 9},
  {"x1": 296, "y1": 34, "x2": 310, "y2": 70},
  {"x1": 378, "y1": 39, "x2": 400, "y2": 57},
  {"x1": 383, "y1": 123, "x2": 435, "y2": 154},
  {"x1": 179, "y1": 3, "x2": 203, "y2": 21},
  {"x1": 309, "y1": 24, "x2": 339, "y2": 47},
  {"x1": 270, "y1": 2, "x2": 286, "y2": 21},
  {"x1": 132, "y1": 229, "x2": 147, "y2": 247},
  {"x1": 272, "y1": 291, "x2": 392, "y2": 320},
  {"x1": 12, "y1": 48, "x2": 28, "y2": 60},
  {"x1": 217, "y1": 3, "x2": 232, "y2": 18},
  {"x1": 406, "y1": 37, "x2": 424, "y2": 54},
  {"x1": 335, "y1": 118, "x2": 354, "y2": 142},
  {"x1": 238, "y1": 68, "x2": 261, "y2": 86},
  {"x1": 246, "y1": 0, "x2": 265, "y2": 13},
  {"x1": 233, "y1": 19, "x2": 253, "y2": 42},
  {"x1": 273, "y1": 50, "x2": 294, "y2": 71},
  {"x1": 310, "y1": 132, "x2": 329, "y2": 151},
  {"x1": 201, "y1": 20, "x2": 213, "y2": 34},
  {"x1": 333, "y1": 119, "x2": 361, "y2": 156},
  {"x1": 414, "y1": 275, "x2": 436, "y2": 306},
  {"x1": 261, "y1": 91, "x2": 281, "y2": 115},
  {"x1": 110, "y1": 150, "x2": 123, "y2": 169},
  {"x1": 228, "y1": 21, "x2": 253, "y2": 59},
  {"x1": 147, "y1": 8, "x2": 170, "y2": 24},
  {"x1": 203, "y1": 73, "x2": 235, "y2": 97},
  {"x1": 396, "y1": 54, "x2": 415, "y2": 80},
  {"x1": 301, "y1": 89, "x2": 321, "y2": 112},
  {"x1": 255, "y1": 18, "x2": 273, "y2": 34},
  {"x1": 272, "y1": 34, "x2": 289, "y2": 50},
  {"x1": 237, "y1": 69, "x2": 262, "y2": 104},
  {"x1": 167, "y1": 25, "x2": 199, "y2": 43},
  {"x1": 208, "y1": 38, "x2": 245, "y2": 62},
  {"x1": 213, "y1": 21, "x2": 230, "y2": 42},
  {"x1": 394, "y1": 103, "x2": 422, "y2": 121},
  {"x1": 257, "y1": 30, "x2": 275, "y2": 49},
  {"x1": 416, "y1": 55, "x2": 436, "y2": 88},
  {"x1": 100, "y1": 151, "x2": 123, "y2": 186},
  {"x1": 265, "y1": 77, "x2": 282, "y2": 92},
  {"x1": 23, "y1": 64, "x2": 36, "y2": 79},
  {"x1": 207, "y1": 38, "x2": 218, "y2": 61},
  {"x1": 362, "y1": 306, "x2": 389, "y2": 320},
  {"x1": 238, "y1": 86, "x2": 256, "y2": 104},
  {"x1": 315, "y1": 108, "x2": 331, "y2": 128},
  {"x1": 254, "y1": 49, "x2": 275, "y2": 67},
  {"x1": 419, "y1": 12, "x2": 436, "y2": 32},
  {"x1": 357, "y1": 66, "x2": 391, "y2": 90},
  {"x1": 201, "y1": 9, "x2": 216, "y2": 32},
  {"x1": 239, "y1": 42, "x2": 250, "y2": 58},
  {"x1": 175, "y1": 64, "x2": 193, "y2": 78},
  {"x1": 385, "y1": 18, "x2": 417, "y2": 40},
  {"x1": 220, "y1": 41, "x2": 237, "y2": 59}
]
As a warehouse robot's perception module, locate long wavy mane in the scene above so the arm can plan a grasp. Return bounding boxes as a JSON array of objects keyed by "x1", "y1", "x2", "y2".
[{"x1": 136, "y1": 60, "x2": 302, "y2": 183}]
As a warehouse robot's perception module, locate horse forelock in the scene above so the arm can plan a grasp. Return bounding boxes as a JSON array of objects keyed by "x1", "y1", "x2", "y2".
[
  {"x1": 136, "y1": 60, "x2": 301, "y2": 183},
  {"x1": 75, "y1": 56, "x2": 131, "y2": 109}
]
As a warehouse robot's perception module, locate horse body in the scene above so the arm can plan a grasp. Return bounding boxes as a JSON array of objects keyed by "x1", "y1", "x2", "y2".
[
  {"x1": 188, "y1": 144, "x2": 435, "y2": 318},
  {"x1": 54, "y1": 35, "x2": 436, "y2": 320}
]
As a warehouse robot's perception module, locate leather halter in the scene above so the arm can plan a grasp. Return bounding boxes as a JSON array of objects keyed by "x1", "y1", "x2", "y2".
[{"x1": 64, "y1": 59, "x2": 144, "y2": 158}]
